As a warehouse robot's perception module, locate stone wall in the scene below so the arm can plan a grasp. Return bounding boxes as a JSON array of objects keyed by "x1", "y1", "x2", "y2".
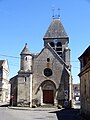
[
  {"x1": 17, "y1": 76, "x2": 31, "y2": 106},
  {"x1": 80, "y1": 68, "x2": 90, "y2": 117}
]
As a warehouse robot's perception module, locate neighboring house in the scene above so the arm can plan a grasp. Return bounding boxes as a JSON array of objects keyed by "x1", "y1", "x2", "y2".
[
  {"x1": 78, "y1": 46, "x2": 90, "y2": 117},
  {"x1": 73, "y1": 84, "x2": 80, "y2": 101},
  {"x1": 0, "y1": 60, "x2": 10, "y2": 102},
  {"x1": 10, "y1": 17, "x2": 72, "y2": 108}
]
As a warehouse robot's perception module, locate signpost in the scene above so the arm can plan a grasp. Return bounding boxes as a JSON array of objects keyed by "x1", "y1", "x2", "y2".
[
  {"x1": 64, "y1": 90, "x2": 68, "y2": 108},
  {"x1": 64, "y1": 90, "x2": 68, "y2": 100}
]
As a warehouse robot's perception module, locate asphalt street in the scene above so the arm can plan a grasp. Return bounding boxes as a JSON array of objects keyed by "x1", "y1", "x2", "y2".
[
  {"x1": 0, "y1": 107, "x2": 87, "y2": 120},
  {"x1": 0, "y1": 107, "x2": 57, "y2": 120}
]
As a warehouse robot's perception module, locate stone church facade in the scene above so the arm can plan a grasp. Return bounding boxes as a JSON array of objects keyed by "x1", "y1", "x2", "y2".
[{"x1": 10, "y1": 17, "x2": 72, "y2": 108}]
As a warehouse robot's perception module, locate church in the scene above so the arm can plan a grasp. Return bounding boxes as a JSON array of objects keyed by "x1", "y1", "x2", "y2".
[{"x1": 10, "y1": 17, "x2": 72, "y2": 108}]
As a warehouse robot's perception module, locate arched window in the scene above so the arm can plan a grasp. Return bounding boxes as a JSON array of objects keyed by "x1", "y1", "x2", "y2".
[
  {"x1": 56, "y1": 42, "x2": 62, "y2": 56},
  {"x1": 57, "y1": 42, "x2": 62, "y2": 47},
  {"x1": 50, "y1": 42, "x2": 55, "y2": 47},
  {"x1": 50, "y1": 41, "x2": 62, "y2": 57},
  {"x1": 25, "y1": 57, "x2": 27, "y2": 61}
]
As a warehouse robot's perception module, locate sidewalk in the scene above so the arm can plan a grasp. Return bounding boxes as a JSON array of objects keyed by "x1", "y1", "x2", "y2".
[
  {"x1": 0, "y1": 102, "x2": 9, "y2": 107},
  {"x1": 8, "y1": 106, "x2": 60, "y2": 111}
]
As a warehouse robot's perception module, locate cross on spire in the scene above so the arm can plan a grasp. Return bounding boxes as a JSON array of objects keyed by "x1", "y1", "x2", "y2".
[
  {"x1": 52, "y1": 8, "x2": 55, "y2": 18},
  {"x1": 52, "y1": 8, "x2": 60, "y2": 19},
  {"x1": 58, "y1": 8, "x2": 60, "y2": 18}
]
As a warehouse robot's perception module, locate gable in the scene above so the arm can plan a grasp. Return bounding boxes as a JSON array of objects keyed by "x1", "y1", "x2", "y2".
[
  {"x1": 33, "y1": 46, "x2": 64, "y2": 81},
  {"x1": 34, "y1": 44, "x2": 66, "y2": 66}
]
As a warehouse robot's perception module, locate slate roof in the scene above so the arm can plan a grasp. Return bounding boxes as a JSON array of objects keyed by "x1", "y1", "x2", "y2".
[
  {"x1": 20, "y1": 43, "x2": 31, "y2": 55},
  {"x1": 43, "y1": 18, "x2": 68, "y2": 39},
  {"x1": 79, "y1": 46, "x2": 90, "y2": 59}
]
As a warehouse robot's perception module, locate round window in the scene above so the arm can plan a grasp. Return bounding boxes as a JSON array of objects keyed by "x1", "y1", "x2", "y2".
[{"x1": 44, "y1": 68, "x2": 52, "y2": 77}]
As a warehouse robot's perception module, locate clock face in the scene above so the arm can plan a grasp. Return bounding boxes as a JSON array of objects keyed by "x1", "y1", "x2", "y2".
[{"x1": 54, "y1": 39, "x2": 58, "y2": 43}]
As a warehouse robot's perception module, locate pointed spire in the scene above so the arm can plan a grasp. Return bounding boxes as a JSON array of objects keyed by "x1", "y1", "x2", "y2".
[
  {"x1": 43, "y1": 18, "x2": 68, "y2": 39},
  {"x1": 20, "y1": 43, "x2": 30, "y2": 55}
]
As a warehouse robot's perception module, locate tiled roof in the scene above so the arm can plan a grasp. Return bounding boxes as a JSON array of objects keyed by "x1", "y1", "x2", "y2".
[
  {"x1": 43, "y1": 18, "x2": 68, "y2": 39},
  {"x1": 20, "y1": 43, "x2": 30, "y2": 55}
]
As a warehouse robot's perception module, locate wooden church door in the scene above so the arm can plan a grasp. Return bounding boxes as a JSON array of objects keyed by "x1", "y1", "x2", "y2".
[{"x1": 43, "y1": 90, "x2": 54, "y2": 104}]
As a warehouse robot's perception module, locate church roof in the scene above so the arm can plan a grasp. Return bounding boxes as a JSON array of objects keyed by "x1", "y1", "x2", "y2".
[
  {"x1": 20, "y1": 43, "x2": 31, "y2": 55},
  {"x1": 43, "y1": 18, "x2": 68, "y2": 39}
]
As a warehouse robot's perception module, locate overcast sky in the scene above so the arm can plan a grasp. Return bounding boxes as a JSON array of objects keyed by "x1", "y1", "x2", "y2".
[{"x1": 0, "y1": 0, "x2": 90, "y2": 83}]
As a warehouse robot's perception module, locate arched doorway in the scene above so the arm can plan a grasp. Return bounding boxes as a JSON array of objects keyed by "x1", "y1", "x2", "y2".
[{"x1": 41, "y1": 80, "x2": 56, "y2": 105}]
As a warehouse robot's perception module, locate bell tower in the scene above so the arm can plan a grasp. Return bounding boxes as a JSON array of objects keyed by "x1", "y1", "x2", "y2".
[{"x1": 43, "y1": 17, "x2": 70, "y2": 68}]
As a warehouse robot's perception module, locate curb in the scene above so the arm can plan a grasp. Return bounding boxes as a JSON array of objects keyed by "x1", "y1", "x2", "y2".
[{"x1": 8, "y1": 106, "x2": 61, "y2": 111}]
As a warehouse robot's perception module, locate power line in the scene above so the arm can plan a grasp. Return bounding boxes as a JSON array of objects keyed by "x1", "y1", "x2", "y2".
[
  {"x1": 0, "y1": 54, "x2": 20, "y2": 59},
  {"x1": 0, "y1": 54, "x2": 79, "y2": 63},
  {"x1": 0, "y1": 53, "x2": 80, "y2": 69}
]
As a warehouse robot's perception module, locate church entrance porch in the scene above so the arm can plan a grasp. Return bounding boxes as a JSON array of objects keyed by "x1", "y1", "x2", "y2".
[
  {"x1": 43, "y1": 90, "x2": 54, "y2": 104},
  {"x1": 39, "y1": 80, "x2": 57, "y2": 106}
]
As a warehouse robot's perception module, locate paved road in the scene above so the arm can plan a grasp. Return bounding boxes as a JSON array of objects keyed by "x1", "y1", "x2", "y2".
[
  {"x1": 0, "y1": 107, "x2": 87, "y2": 120},
  {"x1": 53, "y1": 108, "x2": 85, "y2": 120},
  {"x1": 0, "y1": 107, "x2": 57, "y2": 120}
]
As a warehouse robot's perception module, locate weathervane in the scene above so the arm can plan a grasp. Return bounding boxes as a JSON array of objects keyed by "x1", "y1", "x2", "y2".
[
  {"x1": 58, "y1": 8, "x2": 60, "y2": 18},
  {"x1": 52, "y1": 7, "x2": 55, "y2": 18}
]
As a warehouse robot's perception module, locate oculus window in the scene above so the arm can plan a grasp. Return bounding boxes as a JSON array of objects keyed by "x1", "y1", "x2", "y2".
[{"x1": 44, "y1": 68, "x2": 52, "y2": 77}]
